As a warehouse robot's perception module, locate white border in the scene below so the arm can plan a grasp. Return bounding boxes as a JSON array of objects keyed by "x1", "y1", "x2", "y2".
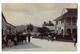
[
  {"x1": 0, "y1": 0, "x2": 78, "y2": 3},
  {"x1": 78, "y1": 2, "x2": 80, "y2": 52},
  {"x1": 0, "y1": 0, "x2": 80, "y2": 54}
]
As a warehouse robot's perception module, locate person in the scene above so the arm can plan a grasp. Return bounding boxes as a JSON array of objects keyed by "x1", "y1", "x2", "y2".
[
  {"x1": 27, "y1": 24, "x2": 33, "y2": 43},
  {"x1": 2, "y1": 35, "x2": 7, "y2": 48},
  {"x1": 74, "y1": 34, "x2": 77, "y2": 47},
  {"x1": 27, "y1": 30, "x2": 31, "y2": 43},
  {"x1": 13, "y1": 35, "x2": 17, "y2": 45},
  {"x1": 73, "y1": 32, "x2": 77, "y2": 47},
  {"x1": 6, "y1": 33, "x2": 12, "y2": 47}
]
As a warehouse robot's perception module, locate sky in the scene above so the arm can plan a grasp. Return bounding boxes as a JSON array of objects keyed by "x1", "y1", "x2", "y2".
[{"x1": 2, "y1": 3, "x2": 77, "y2": 27}]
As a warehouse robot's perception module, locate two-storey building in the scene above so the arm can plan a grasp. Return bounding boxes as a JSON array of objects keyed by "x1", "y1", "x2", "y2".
[{"x1": 54, "y1": 8, "x2": 77, "y2": 39}]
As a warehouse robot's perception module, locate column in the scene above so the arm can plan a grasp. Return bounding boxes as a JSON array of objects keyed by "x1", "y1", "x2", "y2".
[
  {"x1": 71, "y1": 17, "x2": 73, "y2": 40},
  {"x1": 63, "y1": 18, "x2": 65, "y2": 38}
]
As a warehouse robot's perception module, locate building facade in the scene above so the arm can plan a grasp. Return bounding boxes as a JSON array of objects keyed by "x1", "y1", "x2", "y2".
[
  {"x1": 2, "y1": 12, "x2": 16, "y2": 36},
  {"x1": 54, "y1": 8, "x2": 77, "y2": 39}
]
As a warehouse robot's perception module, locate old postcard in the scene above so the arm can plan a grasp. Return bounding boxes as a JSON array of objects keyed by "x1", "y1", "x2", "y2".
[{"x1": 2, "y1": 3, "x2": 77, "y2": 51}]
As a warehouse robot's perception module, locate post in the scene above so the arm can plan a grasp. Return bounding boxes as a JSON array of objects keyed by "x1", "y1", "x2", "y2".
[
  {"x1": 71, "y1": 17, "x2": 73, "y2": 41},
  {"x1": 63, "y1": 18, "x2": 65, "y2": 38}
]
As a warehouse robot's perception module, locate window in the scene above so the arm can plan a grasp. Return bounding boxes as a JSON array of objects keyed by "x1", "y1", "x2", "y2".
[
  {"x1": 66, "y1": 17, "x2": 71, "y2": 23},
  {"x1": 72, "y1": 18, "x2": 77, "y2": 24}
]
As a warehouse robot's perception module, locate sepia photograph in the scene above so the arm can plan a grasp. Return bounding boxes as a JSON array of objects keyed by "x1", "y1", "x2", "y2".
[{"x1": 2, "y1": 3, "x2": 77, "y2": 51}]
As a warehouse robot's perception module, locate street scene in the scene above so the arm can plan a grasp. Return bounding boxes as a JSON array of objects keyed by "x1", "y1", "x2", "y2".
[
  {"x1": 2, "y1": 3, "x2": 77, "y2": 51},
  {"x1": 3, "y1": 38, "x2": 76, "y2": 51}
]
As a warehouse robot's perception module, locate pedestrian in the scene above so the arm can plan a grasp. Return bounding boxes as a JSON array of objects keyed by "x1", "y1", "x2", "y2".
[
  {"x1": 13, "y1": 35, "x2": 17, "y2": 45},
  {"x1": 73, "y1": 32, "x2": 77, "y2": 47},
  {"x1": 6, "y1": 33, "x2": 13, "y2": 47},
  {"x1": 27, "y1": 30, "x2": 31, "y2": 43}
]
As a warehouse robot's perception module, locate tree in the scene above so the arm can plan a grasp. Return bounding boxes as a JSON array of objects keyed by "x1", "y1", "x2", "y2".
[
  {"x1": 27, "y1": 24, "x2": 34, "y2": 32},
  {"x1": 43, "y1": 21, "x2": 48, "y2": 26},
  {"x1": 48, "y1": 21, "x2": 54, "y2": 26}
]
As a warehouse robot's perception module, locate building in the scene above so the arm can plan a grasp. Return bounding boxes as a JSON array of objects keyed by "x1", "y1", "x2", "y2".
[
  {"x1": 2, "y1": 12, "x2": 16, "y2": 36},
  {"x1": 54, "y1": 8, "x2": 77, "y2": 39}
]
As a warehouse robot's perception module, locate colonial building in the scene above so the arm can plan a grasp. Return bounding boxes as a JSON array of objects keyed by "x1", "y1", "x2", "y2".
[{"x1": 54, "y1": 8, "x2": 77, "y2": 39}]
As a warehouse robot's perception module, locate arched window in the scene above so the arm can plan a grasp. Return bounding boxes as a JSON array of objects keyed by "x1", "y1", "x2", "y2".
[
  {"x1": 72, "y1": 29, "x2": 77, "y2": 34},
  {"x1": 67, "y1": 29, "x2": 71, "y2": 35}
]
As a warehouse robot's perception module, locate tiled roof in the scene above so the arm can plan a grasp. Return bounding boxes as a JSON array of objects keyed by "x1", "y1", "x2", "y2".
[{"x1": 54, "y1": 8, "x2": 77, "y2": 21}]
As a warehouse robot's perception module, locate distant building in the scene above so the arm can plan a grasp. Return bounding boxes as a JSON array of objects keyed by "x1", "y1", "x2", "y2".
[
  {"x1": 54, "y1": 8, "x2": 77, "y2": 38},
  {"x1": 2, "y1": 12, "x2": 16, "y2": 36}
]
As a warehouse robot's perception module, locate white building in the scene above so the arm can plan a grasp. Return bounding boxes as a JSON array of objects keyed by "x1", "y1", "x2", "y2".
[{"x1": 54, "y1": 8, "x2": 77, "y2": 39}]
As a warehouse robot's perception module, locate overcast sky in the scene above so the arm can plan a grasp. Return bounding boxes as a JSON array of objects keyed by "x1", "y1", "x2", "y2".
[{"x1": 2, "y1": 3, "x2": 77, "y2": 27}]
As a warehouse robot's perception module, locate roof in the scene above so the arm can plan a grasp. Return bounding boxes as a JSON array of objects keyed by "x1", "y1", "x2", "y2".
[
  {"x1": 54, "y1": 15, "x2": 63, "y2": 21},
  {"x1": 2, "y1": 12, "x2": 7, "y2": 23},
  {"x1": 54, "y1": 8, "x2": 77, "y2": 21},
  {"x1": 2, "y1": 12, "x2": 16, "y2": 28}
]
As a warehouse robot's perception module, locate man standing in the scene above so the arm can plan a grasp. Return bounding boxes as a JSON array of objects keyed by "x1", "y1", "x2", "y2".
[
  {"x1": 73, "y1": 32, "x2": 77, "y2": 47},
  {"x1": 72, "y1": 30, "x2": 77, "y2": 47},
  {"x1": 27, "y1": 24, "x2": 33, "y2": 43},
  {"x1": 27, "y1": 30, "x2": 31, "y2": 43}
]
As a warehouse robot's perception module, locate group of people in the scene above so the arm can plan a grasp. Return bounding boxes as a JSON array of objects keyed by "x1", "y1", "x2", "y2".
[
  {"x1": 2, "y1": 30, "x2": 32, "y2": 48},
  {"x1": 16, "y1": 32, "x2": 31, "y2": 44},
  {"x1": 2, "y1": 29, "x2": 77, "y2": 48}
]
